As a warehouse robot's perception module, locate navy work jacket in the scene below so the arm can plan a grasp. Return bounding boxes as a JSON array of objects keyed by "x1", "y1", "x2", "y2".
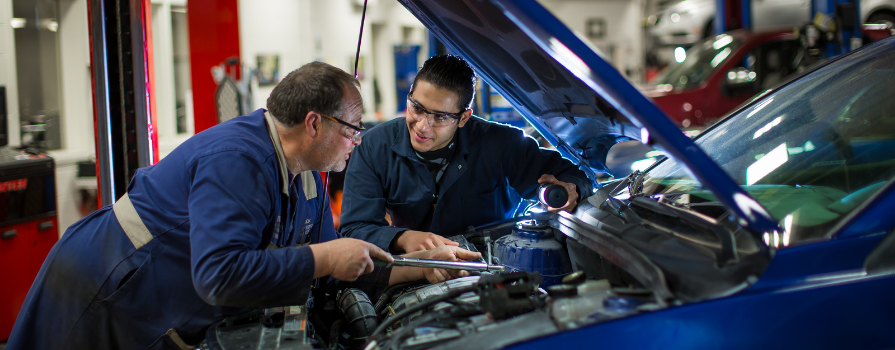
[
  {"x1": 340, "y1": 116, "x2": 593, "y2": 251},
  {"x1": 7, "y1": 109, "x2": 390, "y2": 350}
]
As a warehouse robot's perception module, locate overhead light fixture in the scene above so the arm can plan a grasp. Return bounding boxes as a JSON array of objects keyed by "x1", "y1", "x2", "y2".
[
  {"x1": 11, "y1": 18, "x2": 25, "y2": 29},
  {"x1": 747, "y1": 97, "x2": 774, "y2": 118},
  {"x1": 783, "y1": 214, "x2": 793, "y2": 247},
  {"x1": 45, "y1": 20, "x2": 58, "y2": 32},
  {"x1": 747, "y1": 143, "x2": 788, "y2": 185},
  {"x1": 711, "y1": 47, "x2": 731, "y2": 67},
  {"x1": 548, "y1": 38, "x2": 592, "y2": 83},
  {"x1": 713, "y1": 34, "x2": 733, "y2": 50},
  {"x1": 674, "y1": 47, "x2": 686, "y2": 63},
  {"x1": 752, "y1": 116, "x2": 783, "y2": 140}
]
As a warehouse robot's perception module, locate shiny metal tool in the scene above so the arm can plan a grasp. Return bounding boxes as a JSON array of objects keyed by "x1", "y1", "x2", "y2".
[{"x1": 375, "y1": 257, "x2": 506, "y2": 272}]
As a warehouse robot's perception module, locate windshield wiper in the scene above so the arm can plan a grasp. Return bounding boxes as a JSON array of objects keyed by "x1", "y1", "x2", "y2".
[
  {"x1": 603, "y1": 170, "x2": 645, "y2": 198},
  {"x1": 630, "y1": 171, "x2": 647, "y2": 195}
]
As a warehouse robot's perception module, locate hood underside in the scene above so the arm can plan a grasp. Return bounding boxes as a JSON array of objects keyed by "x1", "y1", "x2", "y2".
[
  {"x1": 400, "y1": 0, "x2": 781, "y2": 233},
  {"x1": 399, "y1": 0, "x2": 641, "y2": 178}
]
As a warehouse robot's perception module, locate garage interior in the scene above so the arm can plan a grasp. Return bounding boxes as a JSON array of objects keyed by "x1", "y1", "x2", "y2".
[{"x1": 0, "y1": 0, "x2": 892, "y2": 348}]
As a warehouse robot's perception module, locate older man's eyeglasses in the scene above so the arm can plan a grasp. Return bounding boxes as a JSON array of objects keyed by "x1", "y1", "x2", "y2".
[
  {"x1": 320, "y1": 114, "x2": 365, "y2": 141},
  {"x1": 406, "y1": 93, "x2": 466, "y2": 128}
]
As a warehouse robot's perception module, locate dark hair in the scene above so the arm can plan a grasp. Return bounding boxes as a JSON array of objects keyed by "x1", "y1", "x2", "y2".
[
  {"x1": 267, "y1": 61, "x2": 360, "y2": 127},
  {"x1": 412, "y1": 55, "x2": 476, "y2": 112}
]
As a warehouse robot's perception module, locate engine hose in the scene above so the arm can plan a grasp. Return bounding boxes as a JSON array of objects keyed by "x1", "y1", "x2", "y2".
[
  {"x1": 328, "y1": 319, "x2": 343, "y2": 350},
  {"x1": 338, "y1": 288, "x2": 379, "y2": 349},
  {"x1": 382, "y1": 304, "x2": 481, "y2": 350},
  {"x1": 369, "y1": 285, "x2": 478, "y2": 341},
  {"x1": 383, "y1": 310, "x2": 441, "y2": 350},
  {"x1": 374, "y1": 280, "x2": 428, "y2": 317}
]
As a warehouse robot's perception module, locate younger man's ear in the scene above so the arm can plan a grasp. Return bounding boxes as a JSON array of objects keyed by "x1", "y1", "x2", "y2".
[{"x1": 458, "y1": 110, "x2": 473, "y2": 128}]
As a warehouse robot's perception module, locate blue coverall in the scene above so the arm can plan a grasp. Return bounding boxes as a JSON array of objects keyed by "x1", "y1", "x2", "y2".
[
  {"x1": 340, "y1": 116, "x2": 593, "y2": 251},
  {"x1": 7, "y1": 109, "x2": 390, "y2": 349}
]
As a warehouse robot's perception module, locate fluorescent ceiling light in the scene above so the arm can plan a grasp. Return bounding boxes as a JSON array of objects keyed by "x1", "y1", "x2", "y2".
[
  {"x1": 747, "y1": 142, "x2": 788, "y2": 185},
  {"x1": 752, "y1": 116, "x2": 782, "y2": 140},
  {"x1": 711, "y1": 47, "x2": 731, "y2": 67},
  {"x1": 674, "y1": 47, "x2": 686, "y2": 63}
]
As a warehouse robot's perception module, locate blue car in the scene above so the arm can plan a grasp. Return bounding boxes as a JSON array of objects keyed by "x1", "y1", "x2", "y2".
[
  {"x1": 208, "y1": 1, "x2": 895, "y2": 349},
  {"x1": 392, "y1": 0, "x2": 894, "y2": 348}
]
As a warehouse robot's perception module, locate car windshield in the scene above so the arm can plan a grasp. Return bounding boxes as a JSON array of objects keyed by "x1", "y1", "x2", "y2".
[
  {"x1": 639, "y1": 39, "x2": 895, "y2": 247},
  {"x1": 653, "y1": 34, "x2": 742, "y2": 89}
]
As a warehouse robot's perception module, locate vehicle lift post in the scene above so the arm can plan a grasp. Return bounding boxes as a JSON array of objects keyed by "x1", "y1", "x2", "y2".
[
  {"x1": 87, "y1": 0, "x2": 159, "y2": 207},
  {"x1": 716, "y1": 0, "x2": 861, "y2": 59},
  {"x1": 810, "y1": 0, "x2": 862, "y2": 57},
  {"x1": 714, "y1": 0, "x2": 752, "y2": 34}
]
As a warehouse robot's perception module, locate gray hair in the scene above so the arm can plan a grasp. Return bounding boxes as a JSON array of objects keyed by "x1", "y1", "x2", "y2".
[{"x1": 267, "y1": 61, "x2": 360, "y2": 127}]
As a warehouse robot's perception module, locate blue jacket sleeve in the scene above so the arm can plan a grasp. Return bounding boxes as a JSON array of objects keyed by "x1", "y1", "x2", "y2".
[
  {"x1": 339, "y1": 140, "x2": 407, "y2": 251},
  {"x1": 503, "y1": 131, "x2": 594, "y2": 201},
  {"x1": 188, "y1": 151, "x2": 316, "y2": 308}
]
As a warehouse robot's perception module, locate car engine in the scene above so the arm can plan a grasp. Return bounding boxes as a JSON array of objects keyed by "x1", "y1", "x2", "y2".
[{"x1": 201, "y1": 198, "x2": 680, "y2": 350}]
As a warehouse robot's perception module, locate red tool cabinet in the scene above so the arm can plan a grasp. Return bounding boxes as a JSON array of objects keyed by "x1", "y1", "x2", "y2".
[{"x1": 0, "y1": 153, "x2": 56, "y2": 341}]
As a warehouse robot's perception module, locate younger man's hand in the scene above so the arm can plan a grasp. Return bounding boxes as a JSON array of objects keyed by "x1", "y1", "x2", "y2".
[
  {"x1": 537, "y1": 174, "x2": 579, "y2": 213},
  {"x1": 404, "y1": 246, "x2": 482, "y2": 283},
  {"x1": 395, "y1": 230, "x2": 459, "y2": 253}
]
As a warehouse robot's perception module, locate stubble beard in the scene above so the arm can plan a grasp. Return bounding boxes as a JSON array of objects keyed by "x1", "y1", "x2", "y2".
[{"x1": 311, "y1": 139, "x2": 347, "y2": 173}]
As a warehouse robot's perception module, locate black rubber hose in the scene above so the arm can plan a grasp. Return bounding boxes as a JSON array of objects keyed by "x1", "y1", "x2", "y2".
[
  {"x1": 338, "y1": 288, "x2": 378, "y2": 349},
  {"x1": 328, "y1": 319, "x2": 343, "y2": 350},
  {"x1": 369, "y1": 285, "x2": 478, "y2": 341}
]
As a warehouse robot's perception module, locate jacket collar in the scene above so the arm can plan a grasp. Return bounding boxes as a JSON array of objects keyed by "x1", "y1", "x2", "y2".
[
  {"x1": 264, "y1": 110, "x2": 318, "y2": 200},
  {"x1": 264, "y1": 111, "x2": 290, "y2": 196},
  {"x1": 390, "y1": 116, "x2": 484, "y2": 159}
]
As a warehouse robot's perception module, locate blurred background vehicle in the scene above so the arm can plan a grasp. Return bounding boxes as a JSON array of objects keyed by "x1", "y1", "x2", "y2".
[
  {"x1": 649, "y1": 0, "x2": 895, "y2": 47},
  {"x1": 641, "y1": 30, "x2": 801, "y2": 128}
]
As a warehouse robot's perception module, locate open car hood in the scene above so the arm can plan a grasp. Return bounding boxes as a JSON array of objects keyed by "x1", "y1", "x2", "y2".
[{"x1": 399, "y1": 0, "x2": 779, "y2": 233}]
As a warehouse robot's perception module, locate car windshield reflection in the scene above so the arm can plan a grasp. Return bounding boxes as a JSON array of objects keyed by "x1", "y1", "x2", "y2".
[
  {"x1": 638, "y1": 40, "x2": 895, "y2": 248},
  {"x1": 652, "y1": 34, "x2": 744, "y2": 89}
]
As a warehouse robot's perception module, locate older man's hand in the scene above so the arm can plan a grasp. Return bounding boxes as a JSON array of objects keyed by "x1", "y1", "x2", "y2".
[{"x1": 310, "y1": 238, "x2": 393, "y2": 281}]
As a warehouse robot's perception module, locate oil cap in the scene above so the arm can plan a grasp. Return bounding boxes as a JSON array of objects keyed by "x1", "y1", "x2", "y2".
[
  {"x1": 546, "y1": 284, "x2": 578, "y2": 298},
  {"x1": 539, "y1": 184, "x2": 569, "y2": 208},
  {"x1": 561, "y1": 271, "x2": 587, "y2": 286}
]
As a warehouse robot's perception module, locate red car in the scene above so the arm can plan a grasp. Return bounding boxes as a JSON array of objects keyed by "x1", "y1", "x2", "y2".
[{"x1": 642, "y1": 29, "x2": 800, "y2": 127}]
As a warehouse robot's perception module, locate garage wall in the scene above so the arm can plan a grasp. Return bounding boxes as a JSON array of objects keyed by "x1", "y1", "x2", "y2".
[
  {"x1": 239, "y1": 0, "x2": 313, "y2": 115},
  {"x1": 540, "y1": 0, "x2": 646, "y2": 83},
  {"x1": 239, "y1": 0, "x2": 427, "y2": 122},
  {"x1": 53, "y1": 0, "x2": 95, "y2": 237}
]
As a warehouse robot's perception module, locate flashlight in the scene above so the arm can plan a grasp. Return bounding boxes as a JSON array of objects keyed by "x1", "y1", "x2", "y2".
[{"x1": 538, "y1": 183, "x2": 569, "y2": 208}]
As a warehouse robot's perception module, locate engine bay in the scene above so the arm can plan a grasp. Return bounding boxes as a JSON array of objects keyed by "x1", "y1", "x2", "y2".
[{"x1": 204, "y1": 188, "x2": 771, "y2": 350}]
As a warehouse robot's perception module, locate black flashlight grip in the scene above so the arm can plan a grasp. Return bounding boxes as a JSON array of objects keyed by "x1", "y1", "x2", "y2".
[{"x1": 538, "y1": 183, "x2": 569, "y2": 208}]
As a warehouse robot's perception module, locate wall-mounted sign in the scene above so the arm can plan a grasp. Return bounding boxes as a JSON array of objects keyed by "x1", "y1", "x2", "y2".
[
  {"x1": 586, "y1": 18, "x2": 605, "y2": 39},
  {"x1": 257, "y1": 54, "x2": 280, "y2": 87}
]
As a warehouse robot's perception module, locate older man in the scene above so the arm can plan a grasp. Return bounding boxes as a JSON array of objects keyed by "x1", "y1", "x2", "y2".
[{"x1": 7, "y1": 62, "x2": 478, "y2": 350}]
